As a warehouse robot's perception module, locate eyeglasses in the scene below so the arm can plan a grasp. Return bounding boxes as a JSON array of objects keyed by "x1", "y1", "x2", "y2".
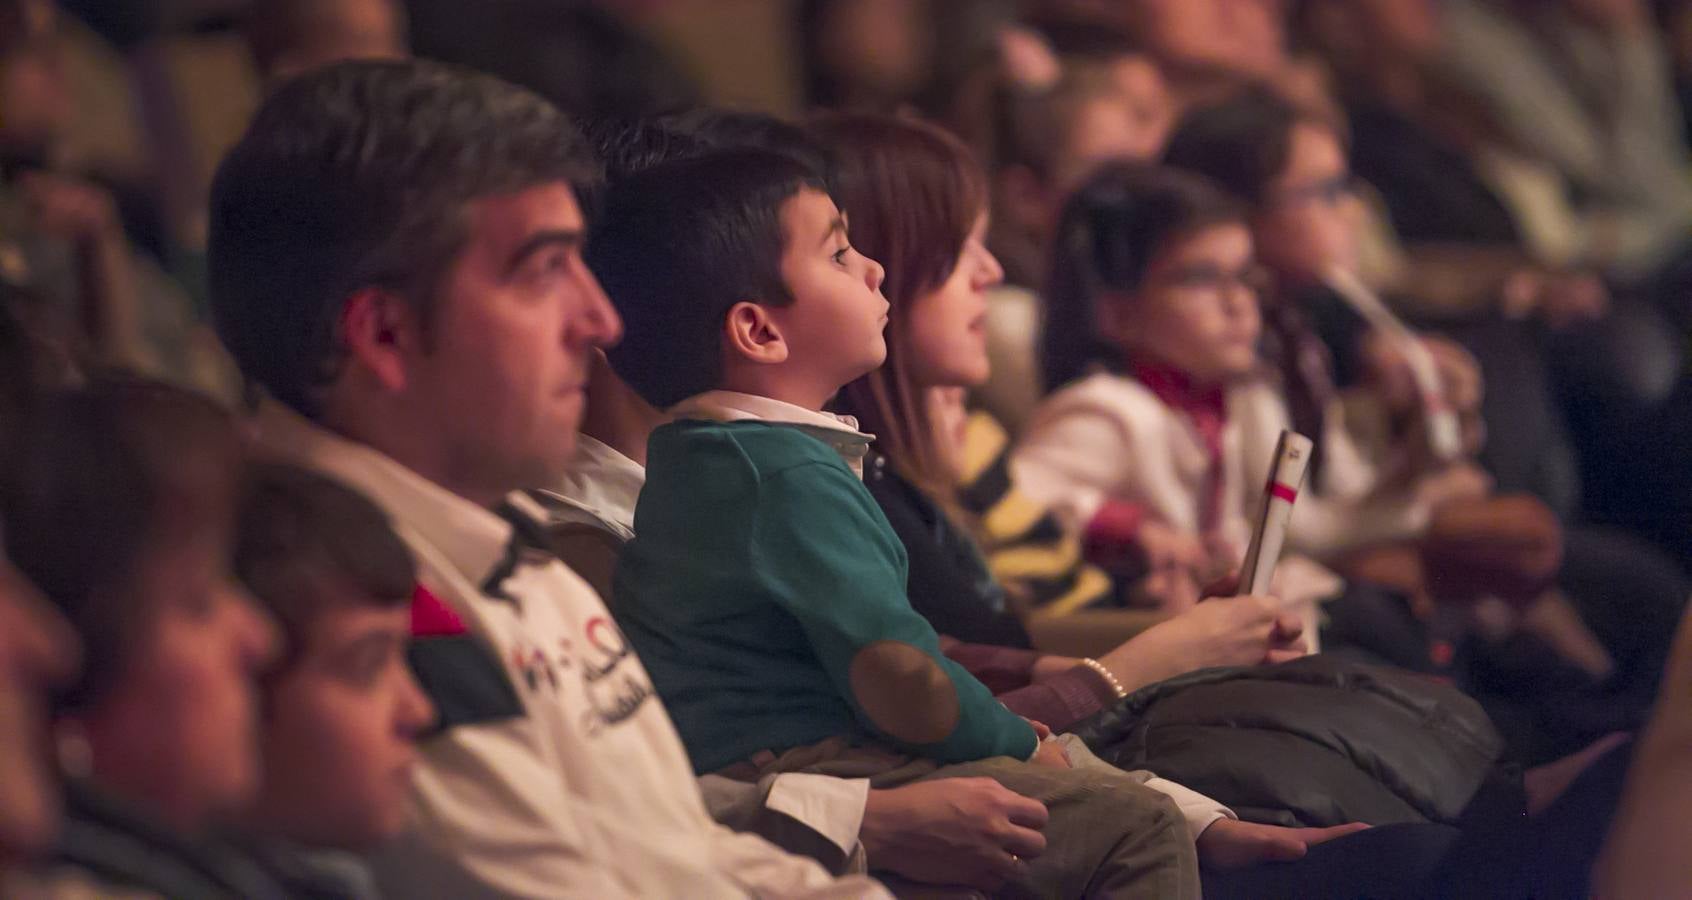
[
  {"x1": 1151, "y1": 262, "x2": 1273, "y2": 297},
  {"x1": 1267, "y1": 173, "x2": 1357, "y2": 210}
]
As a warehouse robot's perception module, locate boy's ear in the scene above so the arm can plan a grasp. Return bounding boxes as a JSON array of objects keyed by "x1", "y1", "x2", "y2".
[
  {"x1": 338, "y1": 287, "x2": 423, "y2": 394},
  {"x1": 723, "y1": 301, "x2": 790, "y2": 366}
]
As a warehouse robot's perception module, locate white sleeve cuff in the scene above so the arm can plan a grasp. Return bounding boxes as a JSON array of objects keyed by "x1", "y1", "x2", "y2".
[
  {"x1": 765, "y1": 773, "x2": 871, "y2": 858},
  {"x1": 1142, "y1": 776, "x2": 1238, "y2": 841}
]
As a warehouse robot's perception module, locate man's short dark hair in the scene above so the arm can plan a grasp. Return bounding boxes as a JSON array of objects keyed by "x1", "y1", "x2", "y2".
[
  {"x1": 208, "y1": 58, "x2": 592, "y2": 418},
  {"x1": 234, "y1": 460, "x2": 415, "y2": 668},
  {"x1": 587, "y1": 148, "x2": 828, "y2": 409}
]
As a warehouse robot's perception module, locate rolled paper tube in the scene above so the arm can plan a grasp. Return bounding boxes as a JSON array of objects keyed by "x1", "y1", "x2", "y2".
[
  {"x1": 1239, "y1": 430, "x2": 1316, "y2": 597},
  {"x1": 1326, "y1": 267, "x2": 1465, "y2": 462}
]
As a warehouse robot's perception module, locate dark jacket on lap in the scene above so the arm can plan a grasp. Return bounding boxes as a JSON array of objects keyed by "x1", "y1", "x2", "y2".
[{"x1": 1074, "y1": 655, "x2": 1509, "y2": 829}]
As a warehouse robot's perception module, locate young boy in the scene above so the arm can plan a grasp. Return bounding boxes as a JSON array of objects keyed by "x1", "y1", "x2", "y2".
[
  {"x1": 231, "y1": 461, "x2": 435, "y2": 871},
  {"x1": 592, "y1": 147, "x2": 1215, "y2": 900}
]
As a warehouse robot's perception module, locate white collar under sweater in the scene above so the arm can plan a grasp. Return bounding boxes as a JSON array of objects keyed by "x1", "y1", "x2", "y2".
[
  {"x1": 670, "y1": 390, "x2": 874, "y2": 479},
  {"x1": 539, "y1": 434, "x2": 644, "y2": 541}
]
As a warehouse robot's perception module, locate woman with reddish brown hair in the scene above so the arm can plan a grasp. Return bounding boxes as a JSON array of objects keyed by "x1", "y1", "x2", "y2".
[{"x1": 813, "y1": 111, "x2": 1310, "y2": 698}]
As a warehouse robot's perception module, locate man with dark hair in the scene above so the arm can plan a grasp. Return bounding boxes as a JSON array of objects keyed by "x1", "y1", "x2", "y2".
[{"x1": 211, "y1": 59, "x2": 883, "y2": 897}]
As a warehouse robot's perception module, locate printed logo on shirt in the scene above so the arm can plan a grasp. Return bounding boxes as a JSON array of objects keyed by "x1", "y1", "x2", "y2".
[
  {"x1": 579, "y1": 616, "x2": 655, "y2": 735},
  {"x1": 497, "y1": 617, "x2": 654, "y2": 734}
]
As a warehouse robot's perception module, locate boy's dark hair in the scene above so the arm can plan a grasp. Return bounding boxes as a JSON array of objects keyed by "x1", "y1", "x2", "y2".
[
  {"x1": 1043, "y1": 163, "x2": 1244, "y2": 390},
  {"x1": 0, "y1": 376, "x2": 243, "y2": 710},
  {"x1": 1162, "y1": 83, "x2": 1346, "y2": 206},
  {"x1": 579, "y1": 109, "x2": 831, "y2": 218},
  {"x1": 587, "y1": 148, "x2": 829, "y2": 408},
  {"x1": 208, "y1": 58, "x2": 592, "y2": 419},
  {"x1": 665, "y1": 109, "x2": 835, "y2": 180},
  {"x1": 234, "y1": 461, "x2": 415, "y2": 668}
]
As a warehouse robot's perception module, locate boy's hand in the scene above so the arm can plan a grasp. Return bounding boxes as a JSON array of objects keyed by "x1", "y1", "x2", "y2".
[
  {"x1": 1028, "y1": 736, "x2": 1071, "y2": 770},
  {"x1": 861, "y1": 778, "x2": 1048, "y2": 890},
  {"x1": 1196, "y1": 819, "x2": 1371, "y2": 868}
]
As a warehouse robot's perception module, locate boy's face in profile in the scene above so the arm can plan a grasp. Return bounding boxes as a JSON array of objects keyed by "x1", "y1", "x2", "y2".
[
  {"x1": 251, "y1": 584, "x2": 434, "y2": 850},
  {"x1": 767, "y1": 188, "x2": 890, "y2": 395}
]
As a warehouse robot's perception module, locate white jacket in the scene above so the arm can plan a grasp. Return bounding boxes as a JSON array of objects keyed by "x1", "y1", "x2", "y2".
[{"x1": 254, "y1": 403, "x2": 886, "y2": 900}]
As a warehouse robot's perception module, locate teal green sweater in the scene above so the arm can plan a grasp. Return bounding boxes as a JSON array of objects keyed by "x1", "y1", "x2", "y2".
[{"x1": 613, "y1": 419, "x2": 1038, "y2": 773}]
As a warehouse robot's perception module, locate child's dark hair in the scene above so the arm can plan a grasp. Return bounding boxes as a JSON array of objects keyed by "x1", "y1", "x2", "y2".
[
  {"x1": 1043, "y1": 163, "x2": 1244, "y2": 390},
  {"x1": 0, "y1": 376, "x2": 243, "y2": 710},
  {"x1": 588, "y1": 148, "x2": 830, "y2": 408},
  {"x1": 234, "y1": 461, "x2": 416, "y2": 669},
  {"x1": 1162, "y1": 83, "x2": 1346, "y2": 206}
]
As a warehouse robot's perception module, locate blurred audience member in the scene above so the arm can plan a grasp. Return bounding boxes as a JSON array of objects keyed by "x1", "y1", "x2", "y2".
[
  {"x1": 1, "y1": 377, "x2": 283, "y2": 898},
  {"x1": 0, "y1": 0, "x2": 229, "y2": 397},
  {"x1": 231, "y1": 461, "x2": 434, "y2": 895},
  {"x1": 245, "y1": 0, "x2": 408, "y2": 85},
  {"x1": 409, "y1": 0, "x2": 698, "y2": 121},
  {"x1": 1593, "y1": 606, "x2": 1692, "y2": 898},
  {"x1": 1440, "y1": 0, "x2": 1692, "y2": 282},
  {"x1": 0, "y1": 518, "x2": 79, "y2": 869}
]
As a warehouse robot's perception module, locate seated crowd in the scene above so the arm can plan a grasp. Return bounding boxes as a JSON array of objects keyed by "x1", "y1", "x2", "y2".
[{"x1": 2, "y1": 1, "x2": 1692, "y2": 898}]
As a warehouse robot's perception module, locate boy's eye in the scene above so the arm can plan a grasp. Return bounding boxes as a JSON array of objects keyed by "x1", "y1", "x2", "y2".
[{"x1": 832, "y1": 245, "x2": 851, "y2": 266}]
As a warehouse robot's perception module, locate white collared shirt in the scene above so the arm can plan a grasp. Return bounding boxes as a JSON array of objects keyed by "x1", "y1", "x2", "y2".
[
  {"x1": 670, "y1": 390, "x2": 874, "y2": 479},
  {"x1": 252, "y1": 402, "x2": 887, "y2": 900},
  {"x1": 539, "y1": 433, "x2": 873, "y2": 860}
]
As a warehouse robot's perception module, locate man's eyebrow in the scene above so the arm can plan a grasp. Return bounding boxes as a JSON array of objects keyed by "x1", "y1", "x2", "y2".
[{"x1": 506, "y1": 229, "x2": 584, "y2": 273}]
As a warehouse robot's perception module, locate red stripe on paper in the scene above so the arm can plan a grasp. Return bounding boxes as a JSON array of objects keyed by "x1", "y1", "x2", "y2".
[{"x1": 1269, "y1": 482, "x2": 1298, "y2": 503}]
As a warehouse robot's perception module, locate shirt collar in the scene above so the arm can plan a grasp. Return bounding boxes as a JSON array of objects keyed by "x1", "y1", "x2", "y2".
[
  {"x1": 1132, "y1": 361, "x2": 1228, "y2": 422},
  {"x1": 250, "y1": 400, "x2": 528, "y2": 587},
  {"x1": 669, "y1": 390, "x2": 875, "y2": 478},
  {"x1": 534, "y1": 434, "x2": 644, "y2": 539}
]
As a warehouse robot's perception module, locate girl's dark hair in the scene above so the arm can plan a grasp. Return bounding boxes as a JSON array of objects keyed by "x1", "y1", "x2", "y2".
[
  {"x1": 812, "y1": 112, "x2": 987, "y2": 496},
  {"x1": 1042, "y1": 164, "x2": 1244, "y2": 391},
  {"x1": 0, "y1": 377, "x2": 243, "y2": 710},
  {"x1": 1162, "y1": 82, "x2": 1346, "y2": 205}
]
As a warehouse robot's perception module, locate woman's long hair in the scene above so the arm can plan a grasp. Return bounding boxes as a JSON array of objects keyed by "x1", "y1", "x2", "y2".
[{"x1": 811, "y1": 112, "x2": 987, "y2": 498}]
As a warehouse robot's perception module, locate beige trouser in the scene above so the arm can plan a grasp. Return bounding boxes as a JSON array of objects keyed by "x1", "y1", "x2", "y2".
[{"x1": 720, "y1": 735, "x2": 1200, "y2": 900}]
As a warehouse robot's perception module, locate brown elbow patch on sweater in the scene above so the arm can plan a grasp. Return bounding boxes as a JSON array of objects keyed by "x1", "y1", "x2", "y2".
[{"x1": 848, "y1": 641, "x2": 960, "y2": 744}]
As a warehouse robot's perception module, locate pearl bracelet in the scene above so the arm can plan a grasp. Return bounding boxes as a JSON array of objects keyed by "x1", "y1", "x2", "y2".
[{"x1": 1080, "y1": 657, "x2": 1128, "y2": 701}]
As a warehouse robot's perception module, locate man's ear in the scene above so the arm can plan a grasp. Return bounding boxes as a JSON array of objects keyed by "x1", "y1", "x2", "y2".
[
  {"x1": 723, "y1": 301, "x2": 789, "y2": 366},
  {"x1": 337, "y1": 287, "x2": 422, "y2": 393}
]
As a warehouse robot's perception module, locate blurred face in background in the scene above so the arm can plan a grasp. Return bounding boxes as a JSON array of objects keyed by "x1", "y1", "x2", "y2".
[
  {"x1": 0, "y1": 542, "x2": 78, "y2": 861},
  {"x1": 250, "y1": 587, "x2": 433, "y2": 850},
  {"x1": 1108, "y1": 222, "x2": 1264, "y2": 385},
  {"x1": 0, "y1": 9, "x2": 70, "y2": 161},
  {"x1": 1133, "y1": 0, "x2": 1289, "y2": 79},
  {"x1": 255, "y1": 0, "x2": 410, "y2": 83},
  {"x1": 1251, "y1": 122, "x2": 1360, "y2": 285},
  {"x1": 74, "y1": 506, "x2": 279, "y2": 833}
]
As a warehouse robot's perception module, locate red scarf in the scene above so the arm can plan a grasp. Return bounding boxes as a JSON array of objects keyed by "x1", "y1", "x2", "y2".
[{"x1": 1133, "y1": 361, "x2": 1228, "y2": 533}]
